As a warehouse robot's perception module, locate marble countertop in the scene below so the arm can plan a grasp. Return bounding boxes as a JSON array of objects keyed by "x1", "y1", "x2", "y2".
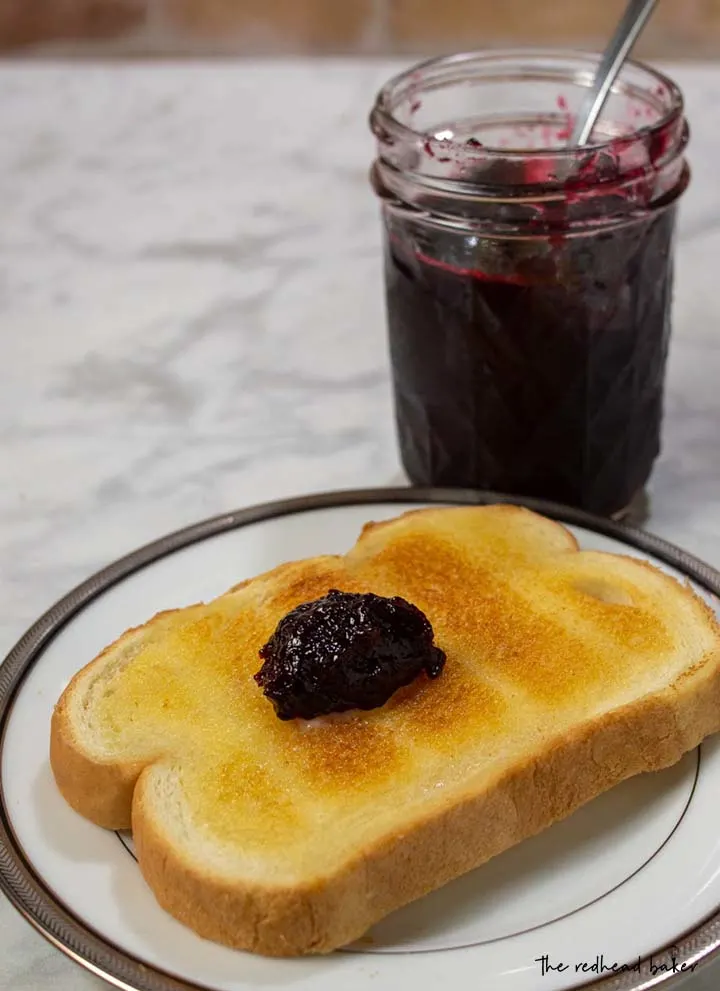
[{"x1": 1, "y1": 58, "x2": 719, "y2": 991}]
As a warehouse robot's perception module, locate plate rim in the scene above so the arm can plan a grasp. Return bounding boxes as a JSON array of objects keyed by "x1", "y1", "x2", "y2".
[{"x1": 2, "y1": 484, "x2": 720, "y2": 991}]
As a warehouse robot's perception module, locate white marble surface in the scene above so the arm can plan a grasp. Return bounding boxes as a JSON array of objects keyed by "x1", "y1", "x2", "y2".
[{"x1": 0, "y1": 58, "x2": 719, "y2": 990}]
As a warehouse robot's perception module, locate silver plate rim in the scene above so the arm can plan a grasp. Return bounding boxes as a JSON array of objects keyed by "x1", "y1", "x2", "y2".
[{"x1": 2, "y1": 484, "x2": 720, "y2": 991}]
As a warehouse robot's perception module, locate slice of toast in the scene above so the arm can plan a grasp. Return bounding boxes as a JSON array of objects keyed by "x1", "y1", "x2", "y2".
[{"x1": 50, "y1": 505, "x2": 720, "y2": 956}]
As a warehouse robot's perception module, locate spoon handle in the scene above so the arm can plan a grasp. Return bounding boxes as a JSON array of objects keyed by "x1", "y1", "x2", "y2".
[{"x1": 570, "y1": 0, "x2": 659, "y2": 146}]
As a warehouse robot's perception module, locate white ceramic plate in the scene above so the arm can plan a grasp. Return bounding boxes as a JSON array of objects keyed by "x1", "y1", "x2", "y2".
[{"x1": 2, "y1": 487, "x2": 720, "y2": 991}]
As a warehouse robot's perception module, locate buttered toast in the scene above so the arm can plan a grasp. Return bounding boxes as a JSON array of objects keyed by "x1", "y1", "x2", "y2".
[{"x1": 50, "y1": 505, "x2": 720, "y2": 956}]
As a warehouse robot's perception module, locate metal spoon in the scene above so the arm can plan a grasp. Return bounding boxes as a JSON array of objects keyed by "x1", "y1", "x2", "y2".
[{"x1": 569, "y1": 0, "x2": 659, "y2": 146}]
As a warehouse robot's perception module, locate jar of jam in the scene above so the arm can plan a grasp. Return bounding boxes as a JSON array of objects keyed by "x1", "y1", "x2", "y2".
[{"x1": 369, "y1": 51, "x2": 689, "y2": 517}]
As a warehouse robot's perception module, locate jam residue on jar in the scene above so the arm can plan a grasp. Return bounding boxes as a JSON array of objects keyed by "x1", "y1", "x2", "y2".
[{"x1": 254, "y1": 589, "x2": 446, "y2": 720}]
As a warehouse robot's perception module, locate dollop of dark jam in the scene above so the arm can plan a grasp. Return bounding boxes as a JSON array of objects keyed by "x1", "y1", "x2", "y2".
[{"x1": 254, "y1": 589, "x2": 446, "y2": 720}]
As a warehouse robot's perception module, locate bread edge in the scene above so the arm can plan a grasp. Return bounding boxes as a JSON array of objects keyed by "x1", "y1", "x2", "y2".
[{"x1": 49, "y1": 612, "x2": 188, "y2": 829}]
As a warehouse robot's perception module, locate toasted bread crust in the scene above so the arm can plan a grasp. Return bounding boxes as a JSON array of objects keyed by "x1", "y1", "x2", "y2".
[
  {"x1": 48, "y1": 506, "x2": 720, "y2": 955},
  {"x1": 50, "y1": 702, "x2": 142, "y2": 830},
  {"x1": 50, "y1": 630, "x2": 146, "y2": 829},
  {"x1": 50, "y1": 611, "x2": 187, "y2": 829}
]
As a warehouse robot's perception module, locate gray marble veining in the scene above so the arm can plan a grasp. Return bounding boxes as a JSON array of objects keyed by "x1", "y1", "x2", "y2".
[{"x1": 0, "y1": 58, "x2": 719, "y2": 990}]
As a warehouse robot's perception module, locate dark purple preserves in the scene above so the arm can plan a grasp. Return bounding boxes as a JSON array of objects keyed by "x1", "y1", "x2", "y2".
[
  {"x1": 384, "y1": 205, "x2": 677, "y2": 517},
  {"x1": 254, "y1": 589, "x2": 446, "y2": 720}
]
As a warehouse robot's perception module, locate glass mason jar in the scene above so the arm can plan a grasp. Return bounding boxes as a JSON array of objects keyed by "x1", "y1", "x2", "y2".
[{"x1": 369, "y1": 51, "x2": 689, "y2": 517}]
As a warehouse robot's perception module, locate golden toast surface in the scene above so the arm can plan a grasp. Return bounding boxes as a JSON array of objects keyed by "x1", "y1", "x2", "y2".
[{"x1": 81, "y1": 505, "x2": 711, "y2": 870}]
